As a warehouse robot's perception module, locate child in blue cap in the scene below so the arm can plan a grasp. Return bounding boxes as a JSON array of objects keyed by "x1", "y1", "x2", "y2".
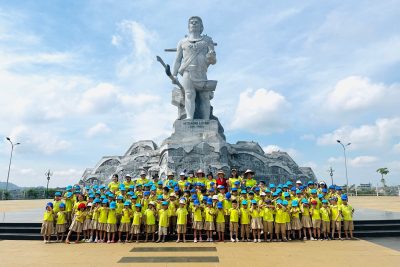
[
  {"x1": 300, "y1": 199, "x2": 312, "y2": 240},
  {"x1": 274, "y1": 199, "x2": 287, "y2": 242},
  {"x1": 215, "y1": 201, "x2": 225, "y2": 242},
  {"x1": 192, "y1": 199, "x2": 204, "y2": 243},
  {"x1": 204, "y1": 198, "x2": 216, "y2": 242},
  {"x1": 130, "y1": 203, "x2": 142, "y2": 243},
  {"x1": 290, "y1": 200, "x2": 302, "y2": 240},
  {"x1": 250, "y1": 200, "x2": 262, "y2": 242},
  {"x1": 97, "y1": 199, "x2": 109, "y2": 243},
  {"x1": 55, "y1": 202, "x2": 67, "y2": 242},
  {"x1": 240, "y1": 200, "x2": 251, "y2": 241},
  {"x1": 330, "y1": 197, "x2": 342, "y2": 240},
  {"x1": 118, "y1": 201, "x2": 132, "y2": 243},
  {"x1": 41, "y1": 202, "x2": 54, "y2": 243},
  {"x1": 261, "y1": 198, "x2": 274, "y2": 242},
  {"x1": 155, "y1": 201, "x2": 169, "y2": 243},
  {"x1": 320, "y1": 199, "x2": 331, "y2": 240},
  {"x1": 106, "y1": 202, "x2": 117, "y2": 243},
  {"x1": 340, "y1": 195, "x2": 355, "y2": 239},
  {"x1": 228, "y1": 200, "x2": 240, "y2": 242}
]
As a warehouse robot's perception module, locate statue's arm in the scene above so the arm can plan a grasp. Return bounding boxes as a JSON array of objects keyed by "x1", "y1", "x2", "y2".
[
  {"x1": 172, "y1": 41, "x2": 183, "y2": 77},
  {"x1": 206, "y1": 37, "x2": 216, "y2": 65}
]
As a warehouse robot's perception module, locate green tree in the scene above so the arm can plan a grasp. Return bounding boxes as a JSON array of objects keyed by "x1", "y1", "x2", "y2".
[{"x1": 376, "y1": 168, "x2": 389, "y2": 187}]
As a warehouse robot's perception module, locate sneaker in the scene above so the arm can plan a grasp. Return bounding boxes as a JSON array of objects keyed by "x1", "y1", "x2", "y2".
[
  {"x1": 176, "y1": 239, "x2": 180, "y2": 243},
  {"x1": 310, "y1": 237, "x2": 315, "y2": 241},
  {"x1": 235, "y1": 238, "x2": 239, "y2": 242},
  {"x1": 206, "y1": 238, "x2": 210, "y2": 242},
  {"x1": 258, "y1": 239, "x2": 261, "y2": 243},
  {"x1": 253, "y1": 239, "x2": 257, "y2": 243},
  {"x1": 94, "y1": 238, "x2": 98, "y2": 243},
  {"x1": 303, "y1": 237, "x2": 307, "y2": 241},
  {"x1": 107, "y1": 241, "x2": 110, "y2": 244},
  {"x1": 209, "y1": 238, "x2": 213, "y2": 242},
  {"x1": 247, "y1": 238, "x2": 251, "y2": 242},
  {"x1": 194, "y1": 239, "x2": 197, "y2": 243},
  {"x1": 231, "y1": 238, "x2": 235, "y2": 242}
]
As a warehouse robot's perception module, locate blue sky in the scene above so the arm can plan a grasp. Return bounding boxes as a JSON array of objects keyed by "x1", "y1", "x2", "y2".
[{"x1": 0, "y1": 0, "x2": 399, "y2": 187}]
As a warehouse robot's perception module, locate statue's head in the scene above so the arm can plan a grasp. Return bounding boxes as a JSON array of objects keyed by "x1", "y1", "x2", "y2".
[{"x1": 188, "y1": 16, "x2": 203, "y2": 34}]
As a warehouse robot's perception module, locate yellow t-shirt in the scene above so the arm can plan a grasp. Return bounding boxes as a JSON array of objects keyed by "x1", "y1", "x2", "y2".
[
  {"x1": 107, "y1": 209, "x2": 117, "y2": 224},
  {"x1": 245, "y1": 179, "x2": 257, "y2": 188},
  {"x1": 302, "y1": 206, "x2": 311, "y2": 217},
  {"x1": 136, "y1": 178, "x2": 149, "y2": 185},
  {"x1": 108, "y1": 181, "x2": 120, "y2": 192},
  {"x1": 193, "y1": 206, "x2": 203, "y2": 222},
  {"x1": 65, "y1": 198, "x2": 73, "y2": 212},
  {"x1": 229, "y1": 208, "x2": 239, "y2": 222},
  {"x1": 290, "y1": 207, "x2": 300, "y2": 219},
  {"x1": 216, "y1": 209, "x2": 225, "y2": 223},
  {"x1": 98, "y1": 207, "x2": 109, "y2": 224},
  {"x1": 53, "y1": 200, "x2": 63, "y2": 213},
  {"x1": 178, "y1": 180, "x2": 186, "y2": 190},
  {"x1": 132, "y1": 211, "x2": 142, "y2": 226},
  {"x1": 275, "y1": 207, "x2": 286, "y2": 224},
  {"x1": 74, "y1": 210, "x2": 86, "y2": 223},
  {"x1": 205, "y1": 207, "x2": 215, "y2": 222},
  {"x1": 43, "y1": 210, "x2": 54, "y2": 222},
  {"x1": 240, "y1": 207, "x2": 250, "y2": 224},
  {"x1": 311, "y1": 207, "x2": 321, "y2": 220},
  {"x1": 56, "y1": 211, "x2": 66, "y2": 224},
  {"x1": 320, "y1": 207, "x2": 331, "y2": 222},
  {"x1": 121, "y1": 208, "x2": 131, "y2": 223},
  {"x1": 330, "y1": 205, "x2": 342, "y2": 221},
  {"x1": 250, "y1": 208, "x2": 261, "y2": 218},
  {"x1": 261, "y1": 207, "x2": 274, "y2": 222},
  {"x1": 206, "y1": 179, "x2": 216, "y2": 189},
  {"x1": 158, "y1": 209, "x2": 169, "y2": 227},
  {"x1": 340, "y1": 204, "x2": 353, "y2": 221},
  {"x1": 223, "y1": 200, "x2": 232, "y2": 214},
  {"x1": 92, "y1": 207, "x2": 100, "y2": 221},
  {"x1": 123, "y1": 180, "x2": 135, "y2": 188},
  {"x1": 144, "y1": 209, "x2": 156, "y2": 225},
  {"x1": 168, "y1": 201, "x2": 177, "y2": 216},
  {"x1": 176, "y1": 207, "x2": 188, "y2": 225},
  {"x1": 116, "y1": 202, "x2": 124, "y2": 214}
]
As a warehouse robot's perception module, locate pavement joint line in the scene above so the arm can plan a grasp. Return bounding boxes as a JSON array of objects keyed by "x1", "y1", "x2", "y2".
[
  {"x1": 130, "y1": 246, "x2": 217, "y2": 252},
  {"x1": 118, "y1": 256, "x2": 220, "y2": 263}
]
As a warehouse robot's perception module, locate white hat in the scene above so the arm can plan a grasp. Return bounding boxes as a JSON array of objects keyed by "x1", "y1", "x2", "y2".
[
  {"x1": 125, "y1": 174, "x2": 132, "y2": 178},
  {"x1": 217, "y1": 170, "x2": 225, "y2": 175},
  {"x1": 319, "y1": 181, "x2": 326, "y2": 185},
  {"x1": 197, "y1": 169, "x2": 204, "y2": 174},
  {"x1": 217, "y1": 185, "x2": 223, "y2": 189},
  {"x1": 260, "y1": 192, "x2": 266, "y2": 196},
  {"x1": 179, "y1": 172, "x2": 186, "y2": 176},
  {"x1": 296, "y1": 180, "x2": 302, "y2": 184},
  {"x1": 149, "y1": 201, "x2": 155, "y2": 206},
  {"x1": 212, "y1": 195, "x2": 219, "y2": 200},
  {"x1": 140, "y1": 170, "x2": 146, "y2": 176},
  {"x1": 244, "y1": 169, "x2": 254, "y2": 174},
  {"x1": 169, "y1": 192, "x2": 176, "y2": 197},
  {"x1": 167, "y1": 171, "x2": 174, "y2": 176},
  {"x1": 87, "y1": 202, "x2": 93, "y2": 207},
  {"x1": 179, "y1": 199, "x2": 186, "y2": 204}
]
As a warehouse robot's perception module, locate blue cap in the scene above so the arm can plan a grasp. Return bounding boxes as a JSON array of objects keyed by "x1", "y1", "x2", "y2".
[
  {"x1": 226, "y1": 192, "x2": 231, "y2": 199},
  {"x1": 283, "y1": 192, "x2": 290, "y2": 198},
  {"x1": 55, "y1": 192, "x2": 61, "y2": 196},
  {"x1": 209, "y1": 188, "x2": 215, "y2": 192},
  {"x1": 132, "y1": 195, "x2": 138, "y2": 199},
  {"x1": 95, "y1": 190, "x2": 101, "y2": 195},
  {"x1": 190, "y1": 189, "x2": 196, "y2": 193},
  {"x1": 286, "y1": 181, "x2": 293, "y2": 186},
  {"x1": 144, "y1": 191, "x2": 150, "y2": 196},
  {"x1": 157, "y1": 181, "x2": 163, "y2": 185},
  {"x1": 99, "y1": 185, "x2": 106, "y2": 189},
  {"x1": 210, "y1": 182, "x2": 215, "y2": 186},
  {"x1": 85, "y1": 185, "x2": 90, "y2": 190},
  {"x1": 322, "y1": 188, "x2": 328, "y2": 193},
  {"x1": 135, "y1": 203, "x2": 142, "y2": 208},
  {"x1": 283, "y1": 184, "x2": 288, "y2": 188},
  {"x1": 109, "y1": 202, "x2": 117, "y2": 209},
  {"x1": 157, "y1": 195, "x2": 163, "y2": 200},
  {"x1": 277, "y1": 184, "x2": 283, "y2": 188},
  {"x1": 311, "y1": 189, "x2": 317, "y2": 194},
  {"x1": 194, "y1": 200, "x2": 200, "y2": 205},
  {"x1": 241, "y1": 200, "x2": 248, "y2": 205},
  {"x1": 292, "y1": 200, "x2": 299, "y2": 207},
  {"x1": 219, "y1": 185, "x2": 225, "y2": 189},
  {"x1": 282, "y1": 200, "x2": 288, "y2": 206},
  {"x1": 251, "y1": 199, "x2": 257, "y2": 204},
  {"x1": 240, "y1": 189, "x2": 247, "y2": 194},
  {"x1": 207, "y1": 199, "x2": 213, "y2": 205},
  {"x1": 322, "y1": 199, "x2": 328, "y2": 204},
  {"x1": 272, "y1": 192, "x2": 278, "y2": 197},
  {"x1": 318, "y1": 193, "x2": 324, "y2": 199},
  {"x1": 129, "y1": 185, "x2": 135, "y2": 189},
  {"x1": 329, "y1": 185, "x2": 335, "y2": 189},
  {"x1": 276, "y1": 189, "x2": 282, "y2": 194},
  {"x1": 336, "y1": 186, "x2": 342, "y2": 191},
  {"x1": 74, "y1": 185, "x2": 80, "y2": 190},
  {"x1": 46, "y1": 202, "x2": 53, "y2": 208},
  {"x1": 254, "y1": 187, "x2": 260, "y2": 191},
  {"x1": 265, "y1": 189, "x2": 271, "y2": 193},
  {"x1": 88, "y1": 194, "x2": 95, "y2": 198},
  {"x1": 162, "y1": 201, "x2": 168, "y2": 206},
  {"x1": 124, "y1": 201, "x2": 131, "y2": 206},
  {"x1": 296, "y1": 189, "x2": 301, "y2": 194},
  {"x1": 276, "y1": 199, "x2": 283, "y2": 205},
  {"x1": 269, "y1": 183, "x2": 276, "y2": 188},
  {"x1": 59, "y1": 202, "x2": 65, "y2": 208},
  {"x1": 234, "y1": 181, "x2": 240, "y2": 185},
  {"x1": 100, "y1": 195, "x2": 106, "y2": 199},
  {"x1": 127, "y1": 192, "x2": 134, "y2": 196},
  {"x1": 117, "y1": 195, "x2": 124, "y2": 200},
  {"x1": 93, "y1": 198, "x2": 101, "y2": 204},
  {"x1": 217, "y1": 202, "x2": 223, "y2": 208},
  {"x1": 231, "y1": 188, "x2": 238, "y2": 192},
  {"x1": 67, "y1": 192, "x2": 73, "y2": 198},
  {"x1": 66, "y1": 185, "x2": 72, "y2": 190},
  {"x1": 341, "y1": 194, "x2": 348, "y2": 200},
  {"x1": 301, "y1": 199, "x2": 309, "y2": 204},
  {"x1": 102, "y1": 199, "x2": 109, "y2": 204},
  {"x1": 291, "y1": 187, "x2": 296, "y2": 191}
]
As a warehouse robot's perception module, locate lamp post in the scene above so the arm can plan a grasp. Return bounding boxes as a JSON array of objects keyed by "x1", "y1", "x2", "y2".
[
  {"x1": 4, "y1": 137, "x2": 20, "y2": 200},
  {"x1": 337, "y1": 140, "x2": 351, "y2": 194},
  {"x1": 45, "y1": 170, "x2": 53, "y2": 199},
  {"x1": 327, "y1": 167, "x2": 335, "y2": 185}
]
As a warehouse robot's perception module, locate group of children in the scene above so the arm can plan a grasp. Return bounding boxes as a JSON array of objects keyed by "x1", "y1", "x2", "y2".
[{"x1": 40, "y1": 169, "x2": 355, "y2": 244}]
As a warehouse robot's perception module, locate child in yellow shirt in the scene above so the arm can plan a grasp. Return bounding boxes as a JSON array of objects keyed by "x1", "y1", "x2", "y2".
[
  {"x1": 97, "y1": 199, "x2": 109, "y2": 243},
  {"x1": 55, "y1": 202, "x2": 67, "y2": 242},
  {"x1": 300, "y1": 199, "x2": 312, "y2": 240},
  {"x1": 310, "y1": 200, "x2": 321, "y2": 240},
  {"x1": 91, "y1": 198, "x2": 100, "y2": 243},
  {"x1": 250, "y1": 200, "x2": 262, "y2": 242},
  {"x1": 41, "y1": 202, "x2": 54, "y2": 243},
  {"x1": 240, "y1": 200, "x2": 251, "y2": 241},
  {"x1": 320, "y1": 199, "x2": 331, "y2": 240},
  {"x1": 156, "y1": 201, "x2": 169, "y2": 243},
  {"x1": 107, "y1": 202, "x2": 117, "y2": 243},
  {"x1": 290, "y1": 200, "x2": 302, "y2": 240},
  {"x1": 216, "y1": 202, "x2": 225, "y2": 242},
  {"x1": 274, "y1": 199, "x2": 287, "y2": 242},
  {"x1": 330, "y1": 197, "x2": 342, "y2": 240},
  {"x1": 192, "y1": 199, "x2": 203, "y2": 243},
  {"x1": 130, "y1": 203, "x2": 142, "y2": 242},
  {"x1": 118, "y1": 201, "x2": 132, "y2": 243},
  {"x1": 260, "y1": 199, "x2": 275, "y2": 242},
  {"x1": 83, "y1": 203, "x2": 93, "y2": 242},
  {"x1": 176, "y1": 199, "x2": 189, "y2": 243},
  {"x1": 340, "y1": 195, "x2": 355, "y2": 239},
  {"x1": 144, "y1": 201, "x2": 157, "y2": 242},
  {"x1": 229, "y1": 200, "x2": 240, "y2": 242},
  {"x1": 204, "y1": 198, "x2": 216, "y2": 242},
  {"x1": 65, "y1": 203, "x2": 86, "y2": 244}
]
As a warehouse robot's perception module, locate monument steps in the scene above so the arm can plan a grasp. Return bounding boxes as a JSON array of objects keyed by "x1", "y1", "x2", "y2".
[{"x1": 0, "y1": 220, "x2": 400, "y2": 240}]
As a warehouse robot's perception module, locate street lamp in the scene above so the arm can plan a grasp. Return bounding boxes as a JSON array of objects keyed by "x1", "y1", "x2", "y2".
[
  {"x1": 45, "y1": 170, "x2": 53, "y2": 199},
  {"x1": 4, "y1": 137, "x2": 20, "y2": 200},
  {"x1": 337, "y1": 140, "x2": 351, "y2": 194},
  {"x1": 327, "y1": 166, "x2": 335, "y2": 185}
]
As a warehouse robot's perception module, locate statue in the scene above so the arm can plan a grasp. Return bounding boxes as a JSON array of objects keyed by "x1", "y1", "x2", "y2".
[{"x1": 157, "y1": 16, "x2": 217, "y2": 120}]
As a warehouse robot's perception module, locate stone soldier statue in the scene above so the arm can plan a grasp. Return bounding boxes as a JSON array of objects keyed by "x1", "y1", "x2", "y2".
[{"x1": 172, "y1": 16, "x2": 217, "y2": 120}]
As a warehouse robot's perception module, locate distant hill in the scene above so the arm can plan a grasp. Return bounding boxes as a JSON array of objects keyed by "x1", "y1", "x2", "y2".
[{"x1": 0, "y1": 182, "x2": 20, "y2": 190}]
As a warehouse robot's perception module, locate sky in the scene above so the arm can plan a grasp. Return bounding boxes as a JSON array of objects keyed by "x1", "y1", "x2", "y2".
[{"x1": 0, "y1": 0, "x2": 399, "y2": 188}]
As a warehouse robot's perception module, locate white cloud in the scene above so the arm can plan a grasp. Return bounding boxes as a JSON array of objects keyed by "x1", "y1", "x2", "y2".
[
  {"x1": 393, "y1": 143, "x2": 400, "y2": 153},
  {"x1": 300, "y1": 134, "x2": 315, "y2": 141},
  {"x1": 231, "y1": 88, "x2": 291, "y2": 134},
  {"x1": 113, "y1": 20, "x2": 157, "y2": 77},
  {"x1": 350, "y1": 156, "x2": 378, "y2": 167},
  {"x1": 77, "y1": 83, "x2": 120, "y2": 114},
  {"x1": 317, "y1": 117, "x2": 400, "y2": 149},
  {"x1": 86, "y1": 123, "x2": 111, "y2": 137}
]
